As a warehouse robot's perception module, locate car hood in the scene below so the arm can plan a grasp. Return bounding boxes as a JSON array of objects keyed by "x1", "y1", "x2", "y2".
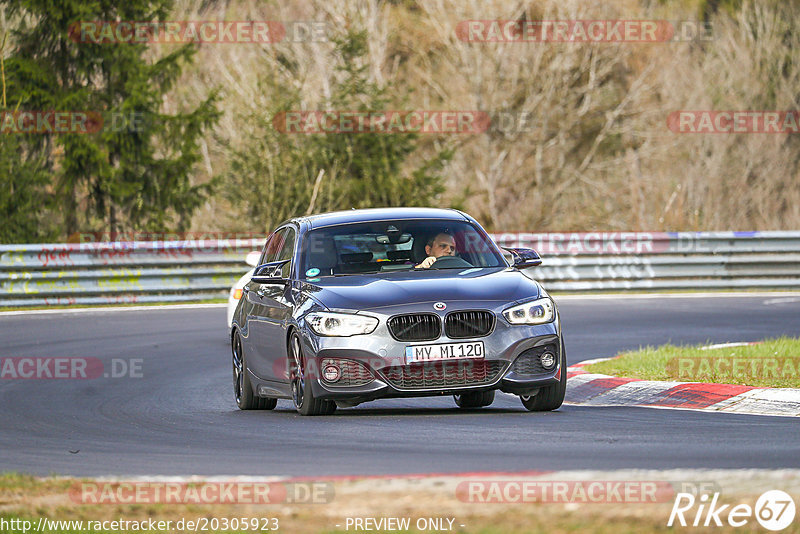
[{"x1": 301, "y1": 267, "x2": 541, "y2": 311}]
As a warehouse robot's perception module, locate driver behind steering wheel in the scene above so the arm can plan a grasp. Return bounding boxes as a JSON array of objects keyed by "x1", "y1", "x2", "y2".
[{"x1": 415, "y1": 232, "x2": 456, "y2": 269}]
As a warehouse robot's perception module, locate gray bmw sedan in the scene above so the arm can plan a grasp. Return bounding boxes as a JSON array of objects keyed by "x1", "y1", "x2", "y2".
[{"x1": 231, "y1": 207, "x2": 565, "y2": 415}]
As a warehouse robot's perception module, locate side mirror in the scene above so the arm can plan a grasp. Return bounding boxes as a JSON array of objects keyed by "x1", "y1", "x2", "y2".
[
  {"x1": 245, "y1": 250, "x2": 261, "y2": 267},
  {"x1": 502, "y1": 247, "x2": 542, "y2": 268},
  {"x1": 251, "y1": 259, "x2": 290, "y2": 283}
]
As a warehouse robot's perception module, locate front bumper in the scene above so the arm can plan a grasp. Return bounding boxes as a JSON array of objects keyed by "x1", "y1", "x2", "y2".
[{"x1": 301, "y1": 306, "x2": 562, "y2": 403}]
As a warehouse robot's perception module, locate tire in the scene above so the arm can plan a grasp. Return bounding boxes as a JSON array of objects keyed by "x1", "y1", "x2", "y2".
[
  {"x1": 289, "y1": 332, "x2": 336, "y2": 416},
  {"x1": 520, "y1": 339, "x2": 567, "y2": 412},
  {"x1": 232, "y1": 330, "x2": 277, "y2": 410},
  {"x1": 454, "y1": 390, "x2": 495, "y2": 408}
]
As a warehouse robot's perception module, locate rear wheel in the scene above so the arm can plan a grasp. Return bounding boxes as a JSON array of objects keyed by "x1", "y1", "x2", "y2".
[
  {"x1": 520, "y1": 339, "x2": 567, "y2": 412},
  {"x1": 454, "y1": 390, "x2": 495, "y2": 408},
  {"x1": 289, "y1": 332, "x2": 337, "y2": 416},
  {"x1": 232, "y1": 330, "x2": 277, "y2": 410}
]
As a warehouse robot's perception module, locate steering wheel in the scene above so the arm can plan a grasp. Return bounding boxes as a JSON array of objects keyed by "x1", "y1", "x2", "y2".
[{"x1": 430, "y1": 255, "x2": 473, "y2": 269}]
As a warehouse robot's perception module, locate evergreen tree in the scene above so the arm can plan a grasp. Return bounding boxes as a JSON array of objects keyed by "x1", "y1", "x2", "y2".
[
  {"x1": 1, "y1": 0, "x2": 219, "y2": 239},
  {"x1": 0, "y1": 130, "x2": 58, "y2": 243},
  {"x1": 223, "y1": 30, "x2": 451, "y2": 232}
]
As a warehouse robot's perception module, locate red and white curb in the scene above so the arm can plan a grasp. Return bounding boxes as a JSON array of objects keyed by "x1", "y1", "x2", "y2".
[{"x1": 565, "y1": 355, "x2": 800, "y2": 417}]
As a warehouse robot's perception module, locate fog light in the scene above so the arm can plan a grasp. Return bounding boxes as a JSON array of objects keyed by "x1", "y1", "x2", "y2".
[
  {"x1": 540, "y1": 351, "x2": 556, "y2": 370},
  {"x1": 322, "y1": 364, "x2": 341, "y2": 382}
]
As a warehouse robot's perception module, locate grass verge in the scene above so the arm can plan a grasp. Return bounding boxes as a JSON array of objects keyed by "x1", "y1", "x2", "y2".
[
  {"x1": 583, "y1": 337, "x2": 800, "y2": 388},
  {"x1": 1, "y1": 472, "x2": 789, "y2": 534}
]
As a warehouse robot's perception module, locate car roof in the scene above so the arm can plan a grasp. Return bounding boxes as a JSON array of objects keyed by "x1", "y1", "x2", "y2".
[{"x1": 294, "y1": 207, "x2": 470, "y2": 230}]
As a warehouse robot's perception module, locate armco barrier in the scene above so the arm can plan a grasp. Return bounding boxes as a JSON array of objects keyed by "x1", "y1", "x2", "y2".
[
  {"x1": 1, "y1": 232, "x2": 799, "y2": 307},
  {"x1": 0, "y1": 239, "x2": 265, "y2": 307},
  {"x1": 493, "y1": 231, "x2": 800, "y2": 291}
]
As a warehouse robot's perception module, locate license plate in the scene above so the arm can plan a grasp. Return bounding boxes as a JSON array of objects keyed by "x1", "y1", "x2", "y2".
[{"x1": 405, "y1": 341, "x2": 485, "y2": 364}]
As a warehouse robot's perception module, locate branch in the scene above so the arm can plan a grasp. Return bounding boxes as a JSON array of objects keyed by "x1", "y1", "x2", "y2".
[{"x1": 306, "y1": 168, "x2": 326, "y2": 215}]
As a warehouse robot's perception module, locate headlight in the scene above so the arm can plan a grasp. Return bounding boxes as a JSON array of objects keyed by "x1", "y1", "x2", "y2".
[
  {"x1": 503, "y1": 297, "x2": 555, "y2": 325},
  {"x1": 306, "y1": 312, "x2": 379, "y2": 337}
]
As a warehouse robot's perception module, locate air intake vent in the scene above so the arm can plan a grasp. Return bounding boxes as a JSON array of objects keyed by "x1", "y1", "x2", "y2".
[
  {"x1": 445, "y1": 310, "x2": 495, "y2": 339},
  {"x1": 382, "y1": 360, "x2": 506, "y2": 390},
  {"x1": 511, "y1": 344, "x2": 560, "y2": 376},
  {"x1": 388, "y1": 314, "x2": 441, "y2": 342}
]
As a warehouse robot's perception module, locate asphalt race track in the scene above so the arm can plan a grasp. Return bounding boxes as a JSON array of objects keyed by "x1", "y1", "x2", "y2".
[{"x1": 1, "y1": 294, "x2": 799, "y2": 477}]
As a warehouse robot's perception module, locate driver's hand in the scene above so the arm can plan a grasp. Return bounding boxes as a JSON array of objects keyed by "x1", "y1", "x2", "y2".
[{"x1": 415, "y1": 256, "x2": 437, "y2": 269}]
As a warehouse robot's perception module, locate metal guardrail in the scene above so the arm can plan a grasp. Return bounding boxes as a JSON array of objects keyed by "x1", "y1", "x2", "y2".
[
  {"x1": 494, "y1": 231, "x2": 800, "y2": 291},
  {"x1": 1, "y1": 232, "x2": 799, "y2": 307},
  {"x1": 0, "y1": 239, "x2": 265, "y2": 307}
]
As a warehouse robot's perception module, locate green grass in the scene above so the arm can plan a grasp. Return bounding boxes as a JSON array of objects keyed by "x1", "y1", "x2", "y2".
[{"x1": 583, "y1": 337, "x2": 800, "y2": 388}]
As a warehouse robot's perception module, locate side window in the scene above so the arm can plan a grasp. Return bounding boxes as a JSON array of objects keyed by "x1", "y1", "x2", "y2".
[
  {"x1": 260, "y1": 229, "x2": 286, "y2": 265},
  {"x1": 277, "y1": 228, "x2": 296, "y2": 277}
]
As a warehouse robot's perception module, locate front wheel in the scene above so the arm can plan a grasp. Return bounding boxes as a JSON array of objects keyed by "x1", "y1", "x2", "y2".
[
  {"x1": 232, "y1": 330, "x2": 277, "y2": 410},
  {"x1": 454, "y1": 390, "x2": 495, "y2": 408},
  {"x1": 289, "y1": 332, "x2": 337, "y2": 416},
  {"x1": 520, "y1": 339, "x2": 567, "y2": 412}
]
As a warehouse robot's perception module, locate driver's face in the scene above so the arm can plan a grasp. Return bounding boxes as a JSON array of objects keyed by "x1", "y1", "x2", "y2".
[{"x1": 426, "y1": 233, "x2": 456, "y2": 258}]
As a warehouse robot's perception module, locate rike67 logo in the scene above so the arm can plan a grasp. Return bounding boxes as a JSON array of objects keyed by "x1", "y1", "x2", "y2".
[{"x1": 668, "y1": 490, "x2": 796, "y2": 531}]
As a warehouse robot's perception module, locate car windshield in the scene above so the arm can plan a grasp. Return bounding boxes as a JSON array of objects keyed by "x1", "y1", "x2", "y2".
[{"x1": 299, "y1": 219, "x2": 506, "y2": 278}]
